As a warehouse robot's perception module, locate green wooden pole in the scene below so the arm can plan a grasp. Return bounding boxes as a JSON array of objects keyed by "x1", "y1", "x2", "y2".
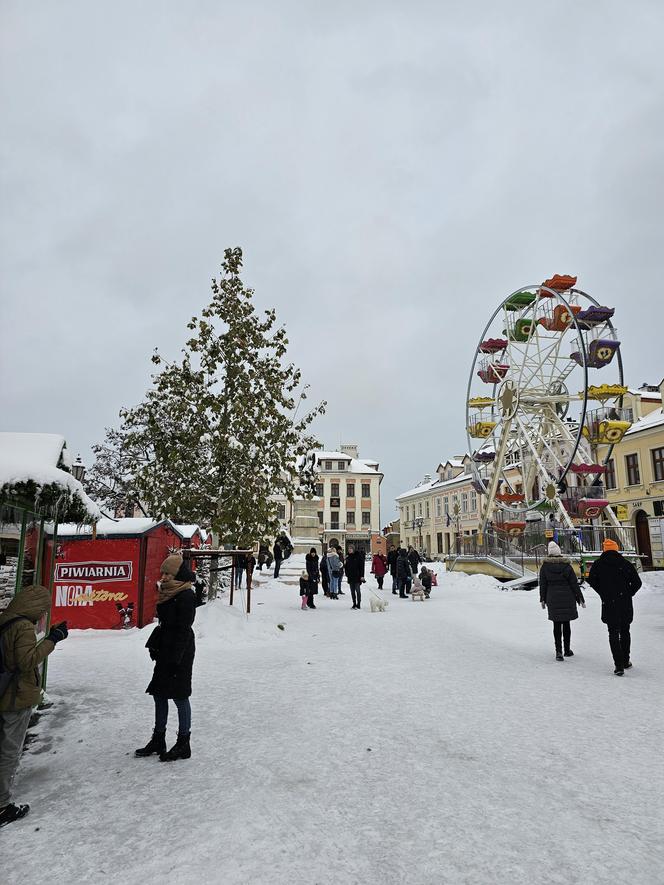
[
  {"x1": 14, "y1": 508, "x2": 28, "y2": 594},
  {"x1": 40, "y1": 516, "x2": 59, "y2": 699}
]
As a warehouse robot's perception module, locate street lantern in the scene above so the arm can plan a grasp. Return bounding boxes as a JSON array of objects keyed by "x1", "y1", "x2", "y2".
[
  {"x1": 411, "y1": 516, "x2": 424, "y2": 551},
  {"x1": 71, "y1": 454, "x2": 86, "y2": 483}
]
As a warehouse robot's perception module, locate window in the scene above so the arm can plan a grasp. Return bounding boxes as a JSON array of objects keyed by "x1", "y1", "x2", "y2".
[
  {"x1": 347, "y1": 511, "x2": 355, "y2": 524},
  {"x1": 436, "y1": 498, "x2": 442, "y2": 518},
  {"x1": 418, "y1": 502, "x2": 423, "y2": 516},
  {"x1": 346, "y1": 483, "x2": 355, "y2": 498},
  {"x1": 325, "y1": 460, "x2": 333, "y2": 470},
  {"x1": 444, "y1": 497, "x2": 449, "y2": 514},
  {"x1": 470, "y1": 492, "x2": 477, "y2": 512},
  {"x1": 655, "y1": 500, "x2": 664, "y2": 517},
  {"x1": 315, "y1": 483, "x2": 324, "y2": 498},
  {"x1": 425, "y1": 501, "x2": 430, "y2": 518},
  {"x1": 362, "y1": 483, "x2": 370, "y2": 498},
  {"x1": 605, "y1": 458, "x2": 616, "y2": 490},
  {"x1": 462, "y1": 493, "x2": 468, "y2": 514},
  {"x1": 652, "y1": 447, "x2": 664, "y2": 482},
  {"x1": 437, "y1": 532, "x2": 443, "y2": 554},
  {"x1": 337, "y1": 461, "x2": 345, "y2": 471},
  {"x1": 331, "y1": 482, "x2": 339, "y2": 497},
  {"x1": 318, "y1": 511, "x2": 324, "y2": 525},
  {"x1": 277, "y1": 504, "x2": 286, "y2": 520},
  {"x1": 330, "y1": 512, "x2": 340, "y2": 529},
  {"x1": 362, "y1": 512, "x2": 371, "y2": 526},
  {"x1": 625, "y1": 454, "x2": 640, "y2": 486}
]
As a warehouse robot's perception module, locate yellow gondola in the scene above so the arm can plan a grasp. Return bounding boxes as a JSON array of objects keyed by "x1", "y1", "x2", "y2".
[
  {"x1": 467, "y1": 421, "x2": 497, "y2": 439},
  {"x1": 582, "y1": 384, "x2": 628, "y2": 402}
]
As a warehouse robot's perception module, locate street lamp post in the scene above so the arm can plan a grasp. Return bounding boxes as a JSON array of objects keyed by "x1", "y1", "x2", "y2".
[
  {"x1": 71, "y1": 454, "x2": 86, "y2": 483},
  {"x1": 411, "y1": 517, "x2": 424, "y2": 552},
  {"x1": 453, "y1": 503, "x2": 461, "y2": 554}
]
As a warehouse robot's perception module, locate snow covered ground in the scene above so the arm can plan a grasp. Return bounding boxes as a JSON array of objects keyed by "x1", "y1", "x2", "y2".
[{"x1": 4, "y1": 558, "x2": 664, "y2": 885}]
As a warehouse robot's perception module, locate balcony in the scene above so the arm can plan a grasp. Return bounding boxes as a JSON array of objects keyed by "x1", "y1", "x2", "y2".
[{"x1": 323, "y1": 522, "x2": 347, "y2": 532}]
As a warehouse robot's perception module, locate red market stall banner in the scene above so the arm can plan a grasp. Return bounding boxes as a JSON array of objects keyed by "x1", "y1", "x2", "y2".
[{"x1": 43, "y1": 519, "x2": 192, "y2": 630}]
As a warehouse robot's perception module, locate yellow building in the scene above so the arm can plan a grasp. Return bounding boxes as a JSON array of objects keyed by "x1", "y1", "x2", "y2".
[{"x1": 599, "y1": 381, "x2": 664, "y2": 567}]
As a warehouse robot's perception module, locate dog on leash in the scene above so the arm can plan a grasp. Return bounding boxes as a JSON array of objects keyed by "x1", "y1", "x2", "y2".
[{"x1": 370, "y1": 596, "x2": 388, "y2": 612}]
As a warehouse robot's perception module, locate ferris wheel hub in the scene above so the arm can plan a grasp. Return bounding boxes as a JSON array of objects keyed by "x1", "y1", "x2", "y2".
[{"x1": 497, "y1": 381, "x2": 519, "y2": 419}]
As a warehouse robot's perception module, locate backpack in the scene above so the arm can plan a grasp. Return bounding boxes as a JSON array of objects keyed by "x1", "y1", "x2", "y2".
[{"x1": 0, "y1": 616, "x2": 31, "y2": 699}]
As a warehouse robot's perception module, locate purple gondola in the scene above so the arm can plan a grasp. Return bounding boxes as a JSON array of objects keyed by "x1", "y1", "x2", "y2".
[
  {"x1": 571, "y1": 339, "x2": 620, "y2": 369},
  {"x1": 576, "y1": 305, "x2": 615, "y2": 329}
]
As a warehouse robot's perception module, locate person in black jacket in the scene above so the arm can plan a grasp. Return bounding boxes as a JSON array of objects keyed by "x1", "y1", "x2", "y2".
[
  {"x1": 305, "y1": 548, "x2": 320, "y2": 609},
  {"x1": 273, "y1": 541, "x2": 283, "y2": 578},
  {"x1": 587, "y1": 538, "x2": 642, "y2": 675},
  {"x1": 539, "y1": 541, "x2": 585, "y2": 661},
  {"x1": 136, "y1": 554, "x2": 196, "y2": 761},
  {"x1": 396, "y1": 548, "x2": 412, "y2": 598},
  {"x1": 387, "y1": 545, "x2": 399, "y2": 594},
  {"x1": 407, "y1": 546, "x2": 421, "y2": 576},
  {"x1": 344, "y1": 545, "x2": 366, "y2": 609}
]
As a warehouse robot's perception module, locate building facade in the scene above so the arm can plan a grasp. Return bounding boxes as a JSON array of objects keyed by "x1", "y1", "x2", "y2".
[
  {"x1": 599, "y1": 381, "x2": 664, "y2": 567},
  {"x1": 275, "y1": 444, "x2": 383, "y2": 554},
  {"x1": 396, "y1": 456, "x2": 482, "y2": 558}
]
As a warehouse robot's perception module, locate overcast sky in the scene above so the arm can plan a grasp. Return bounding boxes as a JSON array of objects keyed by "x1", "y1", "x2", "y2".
[{"x1": 1, "y1": 1, "x2": 662, "y2": 520}]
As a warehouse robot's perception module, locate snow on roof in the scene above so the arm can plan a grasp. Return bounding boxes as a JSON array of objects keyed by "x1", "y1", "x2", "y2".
[
  {"x1": 315, "y1": 451, "x2": 381, "y2": 474},
  {"x1": 0, "y1": 432, "x2": 99, "y2": 519},
  {"x1": 316, "y1": 451, "x2": 352, "y2": 461},
  {"x1": 396, "y1": 470, "x2": 475, "y2": 501},
  {"x1": 172, "y1": 523, "x2": 203, "y2": 539},
  {"x1": 624, "y1": 407, "x2": 664, "y2": 436},
  {"x1": 628, "y1": 388, "x2": 662, "y2": 401},
  {"x1": 55, "y1": 517, "x2": 171, "y2": 537}
]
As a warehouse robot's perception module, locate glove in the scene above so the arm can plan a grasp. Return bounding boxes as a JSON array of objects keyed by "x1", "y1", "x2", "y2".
[
  {"x1": 47, "y1": 621, "x2": 68, "y2": 644},
  {"x1": 540, "y1": 602, "x2": 546, "y2": 609},
  {"x1": 581, "y1": 602, "x2": 586, "y2": 608}
]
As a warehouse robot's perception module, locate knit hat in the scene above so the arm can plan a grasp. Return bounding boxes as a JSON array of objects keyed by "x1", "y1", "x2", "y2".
[
  {"x1": 301, "y1": 570, "x2": 309, "y2": 579},
  {"x1": 547, "y1": 541, "x2": 562, "y2": 556},
  {"x1": 603, "y1": 538, "x2": 620, "y2": 552},
  {"x1": 160, "y1": 554, "x2": 183, "y2": 576}
]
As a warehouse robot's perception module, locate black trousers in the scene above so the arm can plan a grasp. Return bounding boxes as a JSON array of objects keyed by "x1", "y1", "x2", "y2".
[
  {"x1": 552, "y1": 621, "x2": 571, "y2": 652},
  {"x1": 376, "y1": 575, "x2": 384, "y2": 589},
  {"x1": 349, "y1": 582, "x2": 362, "y2": 607},
  {"x1": 607, "y1": 622, "x2": 631, "y2": 668}
]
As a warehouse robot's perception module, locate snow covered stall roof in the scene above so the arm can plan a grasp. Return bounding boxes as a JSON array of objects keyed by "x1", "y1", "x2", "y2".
[{"x1": 0, "y1": 432, "x2": 99, "y2": 521}]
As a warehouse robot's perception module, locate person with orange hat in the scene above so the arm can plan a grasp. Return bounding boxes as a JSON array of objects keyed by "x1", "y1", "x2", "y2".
[{"x1": 587, "y1": 538, "x2": 642, "y2": 676}]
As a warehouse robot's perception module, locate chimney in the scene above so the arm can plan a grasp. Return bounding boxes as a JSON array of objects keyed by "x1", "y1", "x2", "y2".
[
  {"x1": 340, "y1": 444, "x2": 359, "y2": 459},
  {"x1": 423, "y1": 473, "x2": 432, "y2": 484}
]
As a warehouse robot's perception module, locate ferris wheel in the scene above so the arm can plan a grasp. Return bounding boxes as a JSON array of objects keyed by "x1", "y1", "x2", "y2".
[{"x1": 466, "y1": 275, "x2": 631, "y2": 536}]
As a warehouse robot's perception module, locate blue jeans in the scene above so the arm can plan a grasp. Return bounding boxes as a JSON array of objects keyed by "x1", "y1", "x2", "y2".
[
  {"x1": 329, "y1": 574, "x2": 340, "y2": 595},
  {"x1": 154, "y1": 696, "x2": 191, "y2": 734}
]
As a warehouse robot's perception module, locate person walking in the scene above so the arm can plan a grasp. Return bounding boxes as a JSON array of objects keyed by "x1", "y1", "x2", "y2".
[
  {"x1": 136, "y1": 554, "x2": 196, "y2": 762},
  {"x1": 235, "y1": 553, "x2": 246, "y2": 589},
  {"x1": 0, "y1": 585, "x2": 68, "y2": 827},
  {"x1": 326, "y1": 546, "x2": 342, "y2": 599},
  {"x1": 539, "y1": 541, "x2": 585, "y2": 661},
  {"x1": 587, "y1": 538, "x2": 642, "y2": 676},
  {"x1": 345, "y1": 545, "x2": 366, "y2": 609},
  {"x1": 407, "y1": 545, "x2": 421, "y2": 576},
  {"x1": 245, "y1": 551, "x2": 256, "y2": 592},
  {"x1": 387, "y1": 545, "x2": 399, "y2": 594},
  {"x1": 273, "y1": 540, "x2": 283, "y2": 579},
  {"x1": 371, "y1": 551, "x2": 388, "y2": 590},
  {"x1": 299, "y1": 572, "x2": 311, "y2": 610},
  {"x1": 305, "y1": 548, "x2": 320, "y2": 609},
  {"x1": 396, "y1": 548, "x2": 411, "y2": 598}
]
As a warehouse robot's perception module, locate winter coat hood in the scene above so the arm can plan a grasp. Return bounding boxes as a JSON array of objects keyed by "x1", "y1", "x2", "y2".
[
  {"x1": 0, "y1": 585, "x2": 51, "y2": 626},
  {"x1": 160, "y1": 555, "x2": 184, "y2": 577}
]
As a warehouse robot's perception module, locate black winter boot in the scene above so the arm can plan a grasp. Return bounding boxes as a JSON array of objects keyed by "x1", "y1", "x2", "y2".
[
  {"x1": 0, "y1": 803, "x2": 30, "y2": 827},
  {"x1": 160, "y1": 732, "x2": 191, "y2": 761},
  {"x1": 555, "y1": 652, "x2": 564, "y2": 661},
  {"x1": 135, "y1": 730, "x2": 166, "y2": 757}
]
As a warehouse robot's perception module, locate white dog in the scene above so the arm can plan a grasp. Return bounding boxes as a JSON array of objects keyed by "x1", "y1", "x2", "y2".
[{"x1": 370, "y1": 596, "x2": 388, "y2": 613}]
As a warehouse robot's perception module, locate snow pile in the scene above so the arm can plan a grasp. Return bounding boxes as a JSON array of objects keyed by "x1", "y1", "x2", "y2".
[{"x1": 641, "y1": 570, "x2": 664, "y2": 593}]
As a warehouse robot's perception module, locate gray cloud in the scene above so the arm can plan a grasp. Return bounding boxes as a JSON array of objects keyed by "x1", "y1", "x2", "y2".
[{"x1": 2, "y1": 0, "x2": 662, "y2": 520}]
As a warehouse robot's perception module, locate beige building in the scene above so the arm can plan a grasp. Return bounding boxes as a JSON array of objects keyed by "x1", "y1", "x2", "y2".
[
  {"x1": 396, "y1": 456, "x2": 482, "y2": 558},
  {"x1": 599, "y1": 381, "x2": 664, "y2": 567},
  {"x1": 275, "y1": 445, "x2": 383, "y2": 554}
]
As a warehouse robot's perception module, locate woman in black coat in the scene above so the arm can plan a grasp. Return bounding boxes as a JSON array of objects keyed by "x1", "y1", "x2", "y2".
[
  {"x1": 396, "y1": 548, "x2": 412, "y2": 599},
  {"x1": 305, "y1": 548, "x2": 320, "y2": 609},
  {"x1": 136, "y1": 555, "x2": 196, "y2": 761},
  {"x1": 539, "y1": 542, "x2": 585, "y2": 661}
]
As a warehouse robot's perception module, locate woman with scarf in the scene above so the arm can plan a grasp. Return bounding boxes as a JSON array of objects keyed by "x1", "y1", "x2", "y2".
[{"x1": 136, "y1": 554, "x2": 196, "y2": 762}]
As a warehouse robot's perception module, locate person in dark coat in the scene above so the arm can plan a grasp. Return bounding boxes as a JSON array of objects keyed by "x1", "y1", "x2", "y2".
[
  {"x1": 235, "y1": 553, "x2": 247, "y2": 588},
  {"x1": 320, "y1": 550, "x2": 330, "y2": 597},
  {"x1": 419, "y1": 566, "x2": 433, "y2": 598},
  {"x1": 273, "y1": 541, "x2": 283, "y2": 578},
  {"x1": 344, "y1": 544, "x2": 366, "y2": 609},
  {"x1": 587, "y1": 538, "x2": 642, "y2": 675},
  {"x1": 245, "y1": 552, "x2": 256, "y2": 591},
  {"x1": 387, "y1": 545, "x2": 399, "y2": 594},
  {"x1": 407, "y1": 546, "x2": 421, "y2": 576},
  {"x1": 299, "y1": 572, "x2": 312, "y2": 610},
  {"x1": 396, "y1": 548, "x2": 412, "y2": 598},
  {"x1": 305, "y1": 548, "x2": 320, "y2": 608},
  {"x1": 539, "y1": 541, "x2": 585, "y2": 661},
  {"x1": 371, "y1": 552, "x2": 388, "y2": 589},
  {"x1": 136, "y1": 555, "x2": 196, "y2": 762}
]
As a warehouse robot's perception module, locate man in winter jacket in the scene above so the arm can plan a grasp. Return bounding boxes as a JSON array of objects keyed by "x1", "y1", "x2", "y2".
[
  {"x1": 273, "y1": 540, "x2": 283, "y2": 578},
  {"x1": 344, "y1": 545, "x2": 366, "y2": 609},
  {"x1": 0, "y1": 585, "x2": 68, "y2": 827},
  {"x1": 396, "y1": 548, "x2": 412, "y2": 598},
  {"x1": 407, "y1": 546, "x2": 421, "y2": 576},
  {"x1": 587, "y1": 538, "x2": 642, "y2": 676}
]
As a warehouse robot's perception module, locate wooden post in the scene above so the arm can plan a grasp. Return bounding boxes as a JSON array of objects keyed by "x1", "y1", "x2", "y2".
[
  {"x1": 246, "y1": 567, "x2": 251, "y2": 614},
  {"x1": 229, "y1": 558, "x2": 235, "y2": 606}
]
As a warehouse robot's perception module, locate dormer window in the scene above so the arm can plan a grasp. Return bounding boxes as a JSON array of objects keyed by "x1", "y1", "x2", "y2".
[
  {"x1": 337, "y1": 461, "x2": 345, "y2": 471},
  {"x1": 325, "y1": 460, "x2": 333, "y2": 470}
]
